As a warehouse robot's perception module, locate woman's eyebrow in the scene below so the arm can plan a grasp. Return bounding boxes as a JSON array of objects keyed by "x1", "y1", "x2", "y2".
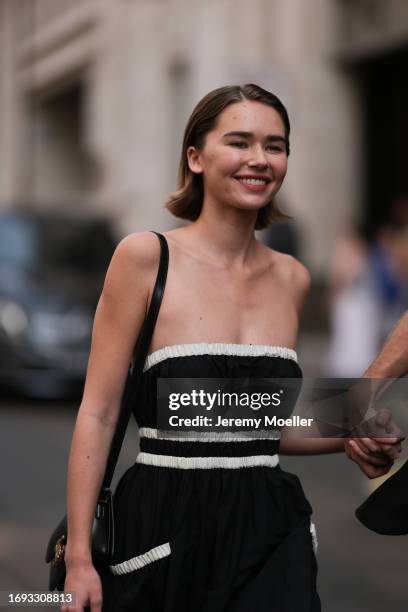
[{"x1": 223, "y1": 131, "x2": 286, "y2": 143}]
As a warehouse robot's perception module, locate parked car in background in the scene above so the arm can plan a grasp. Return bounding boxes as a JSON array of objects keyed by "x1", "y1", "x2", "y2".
[{"x1": 0, "y1": 210, "x2": 117, "y2": 399}]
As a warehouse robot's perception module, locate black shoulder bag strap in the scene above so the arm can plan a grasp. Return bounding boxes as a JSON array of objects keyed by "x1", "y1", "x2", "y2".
[
  {"x1": 101, "y1": 230, "x2": 169, "y2": 490},
  {"x1": 45, "y1": 231, "x2": 168, "y2": 583}
]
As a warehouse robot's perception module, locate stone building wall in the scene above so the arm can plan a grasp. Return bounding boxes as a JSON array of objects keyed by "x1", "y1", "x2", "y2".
[{"x1": 0, "y1": 0, "x2": 406, "y2": 273}]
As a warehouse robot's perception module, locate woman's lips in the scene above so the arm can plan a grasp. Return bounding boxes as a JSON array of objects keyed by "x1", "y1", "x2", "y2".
[{"x1": 234, "y1": 177, "x2": 271, "y2": 192}]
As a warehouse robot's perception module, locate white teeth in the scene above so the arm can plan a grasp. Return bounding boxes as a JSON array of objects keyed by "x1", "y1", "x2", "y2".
[{"x1": 238, "y1": 178, "x2": 267, "y2": 185}]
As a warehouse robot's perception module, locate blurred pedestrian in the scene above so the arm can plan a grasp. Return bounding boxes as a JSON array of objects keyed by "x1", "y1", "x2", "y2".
[
  {"x1": 368, "y1": 222, "x2": 408, "y2": 343},
  {"x1": 325, "y1": 225, "x2": 381, "y2": 377}
]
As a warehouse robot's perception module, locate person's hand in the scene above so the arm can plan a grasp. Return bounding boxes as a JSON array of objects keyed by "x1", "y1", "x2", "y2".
[
  {"x1": 61, "y1": 562, "x2": 102, "y2": 612},
  {"x1": 372, "y1": 407, "x2": 405, "y2": 450},
  {"x1": 346, "y1": 401, "x2": 404, "y2": 478},
  {"x1": 343, "y1": 374, "x2": 405, "y2": 478},
  {"x1": 349, "y1": 403, "x2": 404, "y2": 438},
  {"x1": 355, "y1": 434, "x2": 403, "y2": 461},
  {"x1": 344, "y1": 437, "x2": 397, "y2": 479},
  {"x1": 345, "y1": 380, "x2": 404, "y2": 440}
]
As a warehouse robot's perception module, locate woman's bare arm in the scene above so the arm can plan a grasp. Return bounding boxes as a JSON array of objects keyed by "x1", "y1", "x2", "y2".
[
  {"x1": 363, "y1": 311, "x2": 408, "y2": 379},
  {"x1": 64, "y1": 232, "x2": 160, "y2": 568},
  {"x1": 280, "y1": 437, "x2": 345, "y2": 454}
]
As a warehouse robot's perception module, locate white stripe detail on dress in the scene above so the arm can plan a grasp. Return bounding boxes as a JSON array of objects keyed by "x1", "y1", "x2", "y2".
[
  {"x1": 109, "y1": 542, "x2": 171, "y2": 575},
  {"x1": 139, "y1": 427, "x2": 281, "y2": 442},
  {"x1": 143, "y1": 342, "x2": 298, "y2": 372},
  {"x1": 310, "y1": 521, "x2": 318, "y2": 554},
  {"x1": 135, "y1": 452, "x2": 279, "y2": 469}
]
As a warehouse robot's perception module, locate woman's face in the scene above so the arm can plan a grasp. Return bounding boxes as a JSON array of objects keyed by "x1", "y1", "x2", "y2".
[{"x1": 187, "y1": 100, "x2": 288, "y2": 214}]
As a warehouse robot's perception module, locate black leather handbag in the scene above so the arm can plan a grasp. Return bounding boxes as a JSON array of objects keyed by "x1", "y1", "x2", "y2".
[{"x1": 45, "y1": 231, "x2": 169, "y2": 591}]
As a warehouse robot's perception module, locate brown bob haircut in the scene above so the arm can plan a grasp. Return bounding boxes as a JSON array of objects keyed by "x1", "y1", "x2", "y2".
[{"x1": 165, "y1": 83, "x2": 291, "y2": 230}]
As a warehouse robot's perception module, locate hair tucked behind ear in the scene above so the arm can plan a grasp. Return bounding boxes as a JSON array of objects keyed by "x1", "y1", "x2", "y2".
[{"x1": 165, "y1": 84, "x2": 291, "y2": 230}]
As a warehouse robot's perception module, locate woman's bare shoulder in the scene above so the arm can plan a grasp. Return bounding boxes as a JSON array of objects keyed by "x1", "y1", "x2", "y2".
[
  {"x1": 285, "y1": 254, "x2": 311, "y2": 292},
  {"x1": 259, "y1": 245, "x2": 311, "y2": 298},
  {"x1": 101, "y1": 231, "x2": 161, "y2": 306},
  {"x1": 113, "y1": 231, "x2": 161, "y2": 266}
]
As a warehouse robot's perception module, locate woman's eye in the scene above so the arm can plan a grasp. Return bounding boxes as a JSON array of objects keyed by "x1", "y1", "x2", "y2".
[
  {"x1": 266, "y1": 145, "x2": 284, "y2": 153},
  {"x1": 229, "y1": 141, "x2": 247, "y2": 148}
]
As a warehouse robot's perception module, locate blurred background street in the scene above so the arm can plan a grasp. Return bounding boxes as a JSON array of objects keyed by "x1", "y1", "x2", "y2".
[{"x1": 1, "y1": 0, "x2": 408, "y2": 609}]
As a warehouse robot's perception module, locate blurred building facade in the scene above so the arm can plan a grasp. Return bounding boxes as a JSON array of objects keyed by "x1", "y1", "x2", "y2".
[{"x1": 0, "y1": 0, "x2": 407, "y2": 275}]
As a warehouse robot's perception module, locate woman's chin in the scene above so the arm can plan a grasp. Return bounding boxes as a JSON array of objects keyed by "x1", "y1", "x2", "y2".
[{"x1": 232, "y1": 199, "x2": 271, "y2": 212}]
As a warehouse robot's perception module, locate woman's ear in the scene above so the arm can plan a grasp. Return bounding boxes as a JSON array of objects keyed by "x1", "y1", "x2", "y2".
[{"x1": 186, "y1": 146, "x2": 203, "y2": 174}]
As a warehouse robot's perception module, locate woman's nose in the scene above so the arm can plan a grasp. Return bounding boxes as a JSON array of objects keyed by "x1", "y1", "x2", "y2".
[{"x1": 247, "y1": 145, "x2": 268, "y2": 167}]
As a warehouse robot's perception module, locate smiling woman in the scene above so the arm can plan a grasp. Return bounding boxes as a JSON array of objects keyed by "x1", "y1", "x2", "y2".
[
  {"x1": 165, "y1": 83, "x2": 291, "y2": 229},
  {"x1": 61, "y1": 84, "x2": 395, "y2": 612}
]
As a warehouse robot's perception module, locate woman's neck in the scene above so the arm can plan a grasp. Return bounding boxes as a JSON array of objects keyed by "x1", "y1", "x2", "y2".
[{"x1": 185, "y1": 208, "x2": 260, "y2": 269}]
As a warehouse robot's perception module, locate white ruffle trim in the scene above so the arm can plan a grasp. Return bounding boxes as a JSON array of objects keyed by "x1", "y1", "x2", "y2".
[
  {"x1": 136, "y1": 451, "x2": 279, "y2": 469},
  {"x1": 139, "y1": 427, "x2": 281, "y2": 442},
  {"x1": 144, "y1": 342, "x2": 298, "y2": 372},
  {"x1": 310, "y1": 521, "x2": 318, "y2": 554},
  {"x1": 109, "y1": 542, "x2": 171, "y2": 575}
]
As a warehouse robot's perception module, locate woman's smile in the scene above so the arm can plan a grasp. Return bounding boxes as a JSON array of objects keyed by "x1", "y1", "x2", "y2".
[{"x1": 234, "y1": 174, "x2": 272, "y2": 192}]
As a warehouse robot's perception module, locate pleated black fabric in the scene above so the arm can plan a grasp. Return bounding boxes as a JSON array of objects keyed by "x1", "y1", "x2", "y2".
[{"x1": 101, "y1": 348, "x2": 321, "y2": 611}]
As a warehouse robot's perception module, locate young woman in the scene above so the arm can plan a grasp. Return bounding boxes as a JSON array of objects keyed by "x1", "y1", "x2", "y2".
[{"x1": 62, "y1": 84, "x2": 400, "y2": 612}]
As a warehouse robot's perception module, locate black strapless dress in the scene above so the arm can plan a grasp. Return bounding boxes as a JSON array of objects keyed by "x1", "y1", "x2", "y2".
[{"x1": 101, "y1": 343, "x2": 321, "y2": 612}]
